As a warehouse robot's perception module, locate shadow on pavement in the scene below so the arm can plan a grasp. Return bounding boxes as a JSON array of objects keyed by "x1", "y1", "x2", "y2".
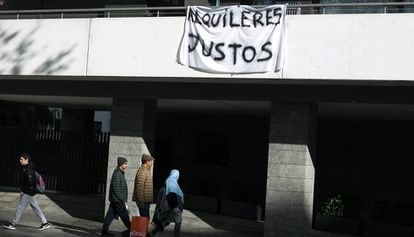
[
  {"x1": 189, "y1": 210, "x2": 264, "y2": 234},
  {"x1": 50, "y1": 221, "x2": 101, "y2": 237},
  {"x1": 44, "y1": 192, "x2": 105, "y2": 222}
]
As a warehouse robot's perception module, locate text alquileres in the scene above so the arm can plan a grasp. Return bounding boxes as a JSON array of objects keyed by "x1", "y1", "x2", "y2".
[{"x1": 177, "y1": 5, "x2": 286, "y2": 74}]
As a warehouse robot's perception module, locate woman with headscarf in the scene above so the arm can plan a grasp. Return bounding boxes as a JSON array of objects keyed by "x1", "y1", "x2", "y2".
[{"x1": 149, "y1": 169, "x2": 184, "y2": 237}]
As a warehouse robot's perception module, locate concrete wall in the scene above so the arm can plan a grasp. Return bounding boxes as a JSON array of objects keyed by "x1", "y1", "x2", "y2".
[
  {"x1": 0, "y1": 19, "x2": 89, "y2": 75},
  {"x1": 1, "y1": 14, "x2": 414, "y2": 80},
  {"x1": 283, "y1": 14, "x2": 414, "y2": 80}
]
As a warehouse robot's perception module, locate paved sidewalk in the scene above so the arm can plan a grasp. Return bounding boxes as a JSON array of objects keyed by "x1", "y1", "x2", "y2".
[
  {"x1": 0, "y1": 191, "x2": 356, "y2": 237},
  {"x1": 0, "y1": 191, "x2": 263, "y2": 237}
]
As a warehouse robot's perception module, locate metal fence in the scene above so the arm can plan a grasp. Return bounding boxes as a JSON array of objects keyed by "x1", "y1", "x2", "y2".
[
  {"x1": 1, "y1": 2, "x2": 414, "y2": 19},
  {"x1": 0, "y1": 127, "x2": 110, "y2": 194}
]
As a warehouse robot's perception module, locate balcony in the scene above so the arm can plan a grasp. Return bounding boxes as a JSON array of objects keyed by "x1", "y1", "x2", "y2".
[{"x1": 1, "y1": 2, "x2": 414, "y2": 19}]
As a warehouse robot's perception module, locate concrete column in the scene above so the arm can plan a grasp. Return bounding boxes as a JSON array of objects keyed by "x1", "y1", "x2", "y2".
[
  {"x1": 265, "y1": 103, "x2": 317, "y2": 237},
  {"x1": 105, "y1": 98, "x2": 157, "y2": 216}
]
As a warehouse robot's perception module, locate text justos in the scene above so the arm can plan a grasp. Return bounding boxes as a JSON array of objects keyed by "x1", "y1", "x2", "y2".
[{"x1": 186, "y1": 7, "x2": 283, "y2": 65}]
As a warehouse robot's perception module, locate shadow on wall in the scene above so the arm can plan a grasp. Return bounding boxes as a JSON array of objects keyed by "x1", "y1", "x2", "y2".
[{"x1": 0, "y1": 23, "x2": 76, "y2": 75}]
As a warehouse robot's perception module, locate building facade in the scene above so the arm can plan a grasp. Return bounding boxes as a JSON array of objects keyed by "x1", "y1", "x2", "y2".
[{"x1": 1, "y1": 3, "x2": 414, "y2": 236}]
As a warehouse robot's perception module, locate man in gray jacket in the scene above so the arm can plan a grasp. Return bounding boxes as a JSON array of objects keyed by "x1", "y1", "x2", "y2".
[{"x1": 101, "y1": 157, "x2": 131, "y2": 237}]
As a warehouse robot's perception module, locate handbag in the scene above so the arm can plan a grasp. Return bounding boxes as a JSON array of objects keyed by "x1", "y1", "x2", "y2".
[{"x1": 130, "y1": 216, "x2": 149, "y2": 237}]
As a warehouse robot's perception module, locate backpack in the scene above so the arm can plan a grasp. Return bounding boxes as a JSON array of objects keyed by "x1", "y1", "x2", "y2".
[{"x1": 35, "y1": 172, "x2": 46, "y2": 194}]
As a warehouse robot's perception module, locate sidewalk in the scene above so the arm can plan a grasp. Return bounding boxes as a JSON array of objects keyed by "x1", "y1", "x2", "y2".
[{"x1": 0, "y1": 191, "x2": 263, "y2": 237}]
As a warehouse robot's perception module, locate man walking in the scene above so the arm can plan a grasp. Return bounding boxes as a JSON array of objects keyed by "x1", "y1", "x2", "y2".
[
  {"x1": 132, "y1": 154, "x2": 155, "y2": 218},
  {"x1": 2, "y1": 153, "x2": 50, "y2": 231},
  {"x1": 101, "y1": 157, "x2": 131, "y2": 237}
]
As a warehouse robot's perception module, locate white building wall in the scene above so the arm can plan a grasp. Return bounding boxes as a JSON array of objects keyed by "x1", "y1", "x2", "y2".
[
  {"x1": 284, "y1": 14, "x2": 414, "y2": 80},
  {"x1": 0, "y1": 19, "x2": 89, "y2": 76},
  {"x1": 1, "y1": 14, "x2": 414, "y2": 80}
]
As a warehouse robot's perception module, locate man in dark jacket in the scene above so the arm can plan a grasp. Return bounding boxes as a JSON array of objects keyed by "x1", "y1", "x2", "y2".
[
  {"x1": 2, "y1": 153, "x2": 50, "y2": 231},
  {"x1": 101, "y1": 157, "x2": 131, "y2": 237}
]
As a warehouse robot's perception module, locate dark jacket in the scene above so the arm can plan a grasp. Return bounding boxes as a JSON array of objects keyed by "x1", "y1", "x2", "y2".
[
  {"x1": 109, "y1": 168, "x2": 128, "y2": 203},
  {"x1": 20, "y1": 164, "x2": 36, "y2": 196},
  {"x1": 152, "y1": 186, "x2": 184, "y2": 230}
]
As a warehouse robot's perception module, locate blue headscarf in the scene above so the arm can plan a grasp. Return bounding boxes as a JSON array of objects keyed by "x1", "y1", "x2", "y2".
[{"x1": 165, "y1": 169, "x2": 184, "y2": 203}]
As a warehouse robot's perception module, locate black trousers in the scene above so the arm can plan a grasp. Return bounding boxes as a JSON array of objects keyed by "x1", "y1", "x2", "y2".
[{"x1": 102, "y1": 201, "x2": 131, "y2": 233}]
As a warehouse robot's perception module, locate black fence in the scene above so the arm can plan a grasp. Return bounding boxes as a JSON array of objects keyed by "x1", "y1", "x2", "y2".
[{"x1": 0, "y1": 127, "x2": 110, "y2": 194}]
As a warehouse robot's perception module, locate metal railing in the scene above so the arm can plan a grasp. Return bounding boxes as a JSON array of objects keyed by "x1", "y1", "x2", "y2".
[{"x1": 0, "y1": 2, "x2": 414, "y2": 19}]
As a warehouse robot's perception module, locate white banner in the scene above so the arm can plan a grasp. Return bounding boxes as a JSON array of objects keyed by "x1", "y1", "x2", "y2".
[{"x1": 177, "y1": 5, "x2": 286, "y2": 74}]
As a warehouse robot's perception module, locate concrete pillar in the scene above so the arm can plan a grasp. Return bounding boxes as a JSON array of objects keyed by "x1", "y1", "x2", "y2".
[
  {"x1": 265, "y1": 103, "x2": 317, "y2": 237},
  {"x1": 105, "y1": 98, "x2": 157, "y2": 216}
]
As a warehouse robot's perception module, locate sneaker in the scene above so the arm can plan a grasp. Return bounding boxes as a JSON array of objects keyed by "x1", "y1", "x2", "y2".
[
  {"x1": 38, "y1": 222, "x2": 50, "y2": 230},
  {"x1": 2, "y1": 223, "x2": 16, "y2": 230}
]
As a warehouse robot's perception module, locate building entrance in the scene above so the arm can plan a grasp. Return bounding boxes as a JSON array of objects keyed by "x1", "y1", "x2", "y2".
[{"x1": 153, "y1": 100, "x2": 270, "y2": 220}]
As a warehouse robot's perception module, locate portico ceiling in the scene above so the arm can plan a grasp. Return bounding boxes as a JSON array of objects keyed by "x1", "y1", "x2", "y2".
[{"x1": 1, "y1": 94, "x2": 414, "y2": 120}]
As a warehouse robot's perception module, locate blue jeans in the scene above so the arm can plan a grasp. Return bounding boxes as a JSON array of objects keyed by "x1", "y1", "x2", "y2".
[{"x1": 137, "y1": 202, "x2": 150, "y2": 218}]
